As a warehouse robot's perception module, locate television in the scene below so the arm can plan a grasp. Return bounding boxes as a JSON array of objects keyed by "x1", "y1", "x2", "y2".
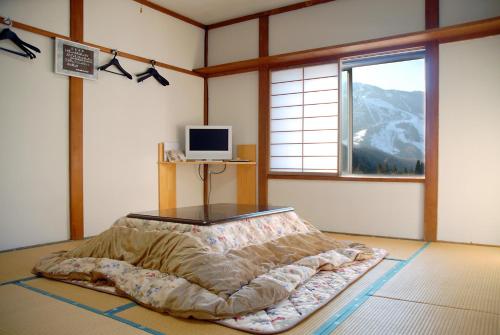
[{"x1": 185, "y1": 125, "x2": 232, "y2": 160}]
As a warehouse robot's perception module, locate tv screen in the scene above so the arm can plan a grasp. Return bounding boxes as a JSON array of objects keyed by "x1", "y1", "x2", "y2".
[
  {"x1": 185, "y1": 126, "x2": 232, "y2": 160},
  {"x1": 189, "y1": 129, "x2": 229, "y2": 151}
]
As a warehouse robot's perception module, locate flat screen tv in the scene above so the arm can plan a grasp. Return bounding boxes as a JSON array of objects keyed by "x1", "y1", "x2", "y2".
[{"x1": 185, "y1": 125, "x2": 232, "y2": 160}]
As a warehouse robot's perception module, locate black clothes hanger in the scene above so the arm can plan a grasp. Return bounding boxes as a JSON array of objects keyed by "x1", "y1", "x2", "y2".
[
  {"x1": 97, "y1": 49, "x2": 132, "y2": 79},
  {"x1": 0, "y1": 18, "x2": 41, "y2": 59},
  {"x1": 136, "y1": 60, "x2": 169, "y2": 86}
]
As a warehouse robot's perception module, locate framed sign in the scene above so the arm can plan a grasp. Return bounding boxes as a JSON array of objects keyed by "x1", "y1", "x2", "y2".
[{"x1": 55, "y1": 38, "x2": 99, "y2": 80}]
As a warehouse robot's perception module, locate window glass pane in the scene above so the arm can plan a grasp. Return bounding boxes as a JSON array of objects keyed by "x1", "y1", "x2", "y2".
[
  {"x1": 272, "y1": 81, "x2": 302, "y2": 95},
  {"x1": 304, "y1": 143, "x2": 338, "y2": 156},
  {"x1": 304, "y1": 77, "x2": 338, "y2": 91},
  {"x1": 304, "y1": 116, "x2": 337, "y2": 130},
  {"x1": 304, "y1": 63, "x2": 338, "y2": 79},
  {"x1": 271, "y1": 144, "x2": 302, "y2": 156},
  {"x1": 304, "y1": 90, "x2": 338, "y2": 104},
  {"x1": 272, "y1": 106, "x2": 302, "y2": 119},
  {"x1": 271, "y1": 131, "x2": 302, "y2": 144},
  {"x1": 271, "y1": 93, "x2": 302, "y2": 107},
  {"x1": 303, "y1": 157, "x2": 337, "y2": 169},
  {"x1": 343, "y1": 55, "x2": 425, "y2": 176},
  {"x1": 304, "y1": 103, "x2": 338, "y2": 117},
  {"x1": 304, "y1": 130, "x2": 337, "y2": 143},
  {"x1": 271, "y1": 68, "x2": 302, "y2": 83},
  {"x1": 270, "y1": 157, "x2": 302, "y2": 169},
  {"x1": 271, "y1": 119, "x2": 302, "y2": 131}
]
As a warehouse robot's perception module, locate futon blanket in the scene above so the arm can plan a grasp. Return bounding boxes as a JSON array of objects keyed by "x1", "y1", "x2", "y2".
[{"x1": 33, "y1": 211, "x2": 385, "y2": 333}]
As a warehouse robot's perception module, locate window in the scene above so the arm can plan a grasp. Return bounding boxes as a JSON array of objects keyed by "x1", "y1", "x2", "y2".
[
  {"x1": 341, "y1": 50, "x2": 426, "y2": 176},
  {"x1": 270, "y1": 63, "x2": 339, "y2": 173}
]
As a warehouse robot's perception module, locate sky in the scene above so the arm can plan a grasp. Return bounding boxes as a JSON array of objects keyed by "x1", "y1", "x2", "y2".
[{"x1": 352, "y1": 59, "x2": 425, "y2": 92}]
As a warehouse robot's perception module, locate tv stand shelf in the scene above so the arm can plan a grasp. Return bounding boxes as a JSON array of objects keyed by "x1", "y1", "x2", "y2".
[{"x1": 157, "y1": 143, "x2": 257, "y2": 209}]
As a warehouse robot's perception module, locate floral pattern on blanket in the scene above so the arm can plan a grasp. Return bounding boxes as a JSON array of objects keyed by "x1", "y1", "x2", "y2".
[
  {"x1": 217, "y1": 248, "x2": 385, "y2": 334},
  {"x1": 63, "y1": 249, "x2": 386, "y2": 334},
  {"x1": 33, "y1": 211, "x2": 386, "y2": 334},
  {"x1": 114, "y1": 211, "x2": 312, "y2": 253}
]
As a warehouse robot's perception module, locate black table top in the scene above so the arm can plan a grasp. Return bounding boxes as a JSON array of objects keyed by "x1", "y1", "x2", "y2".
[{"x1": 127, "y1": 203, "x2": 294, "y2": 225}]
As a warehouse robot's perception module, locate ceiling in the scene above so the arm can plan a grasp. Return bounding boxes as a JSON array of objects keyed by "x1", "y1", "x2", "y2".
[{"x1": 150, "y1": 0, "x2": 306, "y2": 25}]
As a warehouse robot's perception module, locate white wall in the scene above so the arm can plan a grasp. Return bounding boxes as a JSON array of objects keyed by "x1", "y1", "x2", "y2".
[
  {"x1": 270, "y1": 0, "x2": 425, "y2": 55},
  {"x1": 269, "y1": 180, "x2": 424, "y2": 239},
  {"x1": 0, "y1": 33, "x2": 70, "y2": 250},
  {"x1": 440, "y1": 0, "x2": 500, "y2": 27},
  {"x1": 208, "y1": 19, "x2": 259, "y2": 66},
  {"x1": 0, "y1": 0, "x2": 70, "y2": 36},
  {"x1": 84, "y1": 58, "x2": 203, "y2": 237},
  {"x1": 85, "y1": 0, "x2": 204, "y2": 70},
  {"x1": 438, "y1": 35, "x2": 500, "y2": 246},
  {"x1": 83, "y1": 0, "x2": 205, "y2": 236},
  {"x1": 0, "y1": 0, "x2": 205, "y2": 249},
  {"x1": 207, "y1": 72, "x2": 258, "y2": 203}
]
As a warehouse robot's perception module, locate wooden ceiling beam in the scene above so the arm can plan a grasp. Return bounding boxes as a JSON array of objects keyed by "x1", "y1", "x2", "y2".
[
  {"x1": 207, "y1": 0, "x2": 335, "y2": 30},
  {"x1": 195, "y1": 16, "x2": 500, "y2": 77},
  {"x1": 132, "y1": 0, "x2": 206, "y2": 29}
]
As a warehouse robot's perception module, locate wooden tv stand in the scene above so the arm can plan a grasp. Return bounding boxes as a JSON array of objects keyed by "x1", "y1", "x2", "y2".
[{"x1": 157, "y1": 143, "x2": 257, "y2": 210}]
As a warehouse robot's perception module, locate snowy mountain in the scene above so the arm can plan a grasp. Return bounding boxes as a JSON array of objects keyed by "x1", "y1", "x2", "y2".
[{"x1": 350, "y1": 83, "x2": 425, "y2": 174}]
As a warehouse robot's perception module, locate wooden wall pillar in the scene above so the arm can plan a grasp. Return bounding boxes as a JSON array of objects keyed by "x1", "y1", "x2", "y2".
[
  {"x1": 69, "y1": 0, "x2": 84, "y2": 239},
  {"x1": 203, "y1": 27, "x2": 209, "y2": 204},
  {"x1": 424, "y1": 0, "x2": 439, "y2": 241},
  {"x1": 258, "y1": 16, "x2": 269, "y2": 206}
]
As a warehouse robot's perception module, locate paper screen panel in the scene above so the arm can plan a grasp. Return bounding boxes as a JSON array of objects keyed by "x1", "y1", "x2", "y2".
[
  {"x1": 271, "y1": 68, "x2": 302, "y2": 83},
  {"x1": 271, "y1": 119, "x2": 302, "y2": 132},
  {"x1": 271, "y1": 131, "x2": 302, "y2": 144},
  {"x1": 270, "y1": 62, "x2": 339, "y2": 173},
  {"x1": 304, "y1": 103, "x2": 338, "y2": 117},
  {"x1": 271, "y1": 144, "x2": 302, "y2": 156},
  {"x1": 272, "y1": 93, "x2": 303, "y2": 107},
  {"x1": 272, "y1": 81, "x2": 302, "y2": 95},
  {"x1": 271, "y1": 106, "x2": 303, "y2": 119},
  {"x1": 270, "y1": 156, "x2": 302, "y2": 169}
]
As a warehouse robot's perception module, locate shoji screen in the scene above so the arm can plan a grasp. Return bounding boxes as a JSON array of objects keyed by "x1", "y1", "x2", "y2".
[{"x1": 270, "y1": 63, "x2": 339, "y2": 173}]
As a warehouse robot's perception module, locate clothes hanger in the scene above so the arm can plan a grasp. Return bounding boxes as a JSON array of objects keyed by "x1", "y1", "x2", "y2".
[
  {"x1": 0, "y1": 17, "x2": 41, "y2": 59},
  {"x1": 97, "y1": 49, "x2": 132, "y2": 79},
  {"x1": 136, "y1": 60, "x2": 169, "y2": 86}
]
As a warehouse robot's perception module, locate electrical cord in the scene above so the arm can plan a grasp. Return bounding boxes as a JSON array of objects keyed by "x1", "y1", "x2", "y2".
[
  {"x1": 197, "y1": 164, "x2": 227, "y2": 205},
  {"x1": 208, "y1": 165, "x2": 226, "y2": 205}
]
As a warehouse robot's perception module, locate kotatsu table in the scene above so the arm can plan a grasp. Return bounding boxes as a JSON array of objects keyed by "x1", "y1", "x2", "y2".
[{"x1": 127, "y1": 203, "x2": 294, "y2": 226}]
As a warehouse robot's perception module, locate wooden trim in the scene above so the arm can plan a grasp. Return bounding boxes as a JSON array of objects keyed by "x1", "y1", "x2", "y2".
[
  {"x1": 69, "y1": 0, "x2": 84, "y2": 240},
  {"x1": 203, "y1": 28, "x2": 209, "y2": 204},
  {"x1": 425, "y1": 0, "x2": 439, "y2": 29},
  {"x1": 258, "y1": 16, "x2": 270, "y2": 206},
  {"x1": 207, "y1": 0, "x2": 335, "y2": 30},
  {"x1": 196, "y1": 16, "x2": 500, "y2": 77},
  {"x1": 424, "y1": 42, "x2": 439, "y2": 242},
  {"x1": 268, "y1": 172, "x2": 425, "y2": 183},
  {"x1": 0, "y1": 15, "x2": 69, "y2": 39},
  {"x1": 0, "y1": 16, "x2": 201, "y2": 78},
  {"x1": 435, "y1": 239, "x2": 500, "y2": 249},
  {"x1": 132, "y1": 0, "x2": 205, "y2": 29},
  {"x1": 84, "y1": 42, "x2": 202, "y2": 77}
]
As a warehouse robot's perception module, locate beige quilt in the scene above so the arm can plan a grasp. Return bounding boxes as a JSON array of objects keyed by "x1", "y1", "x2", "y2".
[{"x1": 33, "y1": 211, "x2": 385, "y2": 333}]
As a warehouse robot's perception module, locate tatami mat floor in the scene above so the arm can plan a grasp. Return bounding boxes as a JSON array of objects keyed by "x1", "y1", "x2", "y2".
[{"x1": 0, "y1": 235, "x2": 499, "y2": 335}]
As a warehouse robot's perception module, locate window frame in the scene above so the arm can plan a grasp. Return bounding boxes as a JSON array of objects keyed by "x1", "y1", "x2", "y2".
[{"x1": 266, "y1": 49, "x2": 426, "y2": 184}]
